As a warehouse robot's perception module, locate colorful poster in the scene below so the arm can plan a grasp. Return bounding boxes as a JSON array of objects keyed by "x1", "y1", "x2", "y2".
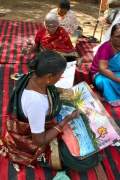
[{"x1": 60, "y1": 82, "x2": 120, "y2": 159}]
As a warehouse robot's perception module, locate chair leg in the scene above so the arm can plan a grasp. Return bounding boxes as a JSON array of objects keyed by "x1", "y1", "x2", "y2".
[
  {"x1": 100, "y1": 22, "x2": 104, "y2": 42},
  {"x1": 93, "y1": 20, "x2": 99, "y2": 37}
]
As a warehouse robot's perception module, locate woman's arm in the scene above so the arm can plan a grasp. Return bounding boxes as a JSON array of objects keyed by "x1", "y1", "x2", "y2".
[
  {"x1": 29, "y1": 44, "x2": 39, "y2": 53},
  {"x1": 31, "y1": 110, "x2": 79, "y2": 147},
  {"x1": 69, "y1": 11, "x2": 78, "y2": 35},
  {"x1": 109, "y1": 2, "x2": 120, "y2": 8},
  {"x1": 22, "y1": 44, "x2": 39, "y2": 55},
  {"x1": 24, "y1": 97, "x2": 79, "y2": 147},
  {"x1": 22, "y1": 29, "x2": 43, "y2": 55},
  {"x1": 98, "y1": 60, "x2": 120, "y2": 83}
]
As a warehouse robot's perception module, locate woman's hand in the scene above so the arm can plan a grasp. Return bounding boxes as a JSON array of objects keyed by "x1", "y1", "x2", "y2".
[
  {"x1": 22, "y1": 47, "x2": 30, "y2": 55},
  {"x1": 65, "y1": 109, "x2": 80, "y2": 122},
  {"x1": 76, "y1": 57, "x2": 82, "y2": 68},
  {"x1": 99, "y1": 60, "x2": 120, "y2": 83},
  {"x1": 70, "y1": 109, "x2": 80, "y2": 119},
  {"x1": 22, "y1": 45, "x2": 38, "y2": 55}
]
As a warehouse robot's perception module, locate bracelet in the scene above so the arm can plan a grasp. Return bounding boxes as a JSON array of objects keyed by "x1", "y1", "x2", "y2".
[
  {"x1": 53, "y1": 126, "x2": 61, "y2": 133},
  {"x1": 58, "y1": 124, "x2": 62, "y2": 129},
  {"x1": 27, "y1": 48, "x2": 31, "y2": 54}
]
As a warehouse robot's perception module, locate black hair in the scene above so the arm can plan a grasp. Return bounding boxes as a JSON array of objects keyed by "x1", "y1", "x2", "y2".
[
  {"x1": 28, "y1": 50, "x2": 67, "y2": 77},
  {"x1": 58, "y1": 0, "x2": 70, "y2": 10},
  {"x1": 111, "y1": 23, "x2": 120, "y2": 36}
]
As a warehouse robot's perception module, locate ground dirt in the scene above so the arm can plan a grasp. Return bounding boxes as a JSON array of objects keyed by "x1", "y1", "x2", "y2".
[{"x1": 0, "y1": 0, "x2": 110, "y2": 40}]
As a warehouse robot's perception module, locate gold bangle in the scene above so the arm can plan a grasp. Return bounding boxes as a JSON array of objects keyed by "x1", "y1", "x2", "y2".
[
  {"x1": 53, "y1": 126, "x2": 61, "y2": 133},
  {"x1": 27, "y1": 48, "x2": 31, "y2": 54}
]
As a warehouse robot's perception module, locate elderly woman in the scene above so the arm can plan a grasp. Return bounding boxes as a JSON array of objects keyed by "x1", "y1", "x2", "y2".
[
  {"x1": 0, "y1": 50, "x2": 99, "y2": 173},
  {"x1": 89, "y1": 23, "x2": 120, "y2": 106},
  {"x1": 23, "y1": 12, "x2": 81, "y2": 66}
]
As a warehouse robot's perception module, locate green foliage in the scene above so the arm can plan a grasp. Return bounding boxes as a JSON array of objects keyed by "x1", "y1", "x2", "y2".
[
  {"x1": 61, "y1": 87, "x2": 86, "y2": 110},
  {"x1": 80, "y1": 111, "x2": 99, "y2": 150}
]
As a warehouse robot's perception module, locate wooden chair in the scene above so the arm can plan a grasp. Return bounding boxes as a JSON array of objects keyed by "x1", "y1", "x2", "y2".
[{"x1": 93, "y1": 0, "x2": 111, "y2": 42}]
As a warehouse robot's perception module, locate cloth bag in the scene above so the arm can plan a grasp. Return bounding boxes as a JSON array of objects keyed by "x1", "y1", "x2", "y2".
[{"x1": 53, "y1": 171, "x2": 70, "y2": 180}]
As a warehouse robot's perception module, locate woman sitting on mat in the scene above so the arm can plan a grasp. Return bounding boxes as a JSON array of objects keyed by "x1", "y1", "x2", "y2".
[
  {"x1": 22, "y1": 12, "x2": 81, "y2": 66},
  {"x1": 0, "y1": 50, "x2": 100, "y2": 172},
  {"x1": 50, "y1": 0, "x2": 82, "y2": 37},
  {"x1": 89, "y1": 23, "x2": 120, "y2": 106}
]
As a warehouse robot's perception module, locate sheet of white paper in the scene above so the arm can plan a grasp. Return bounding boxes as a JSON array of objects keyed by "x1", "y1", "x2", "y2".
[{"x1": 55, "y1": 61, "x2": 76, "y2": 88}]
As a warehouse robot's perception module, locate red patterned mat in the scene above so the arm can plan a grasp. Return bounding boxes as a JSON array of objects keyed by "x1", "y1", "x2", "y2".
[{"x1": 0, "y1": 20, "x2": 120, "y2": 180}]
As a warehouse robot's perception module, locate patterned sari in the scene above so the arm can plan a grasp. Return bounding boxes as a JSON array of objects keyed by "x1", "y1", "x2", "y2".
[
  {"x1": 0, "y1": 72, "x2": 62, "y2": 170},
  {"x1": 0, "y1": 72, "x2": 99, "y2": 172},
  {"x1": 94, "y1": 52, "x2": 120, "y2": 106},
  {"x1": 35, "y1": 26, "x2": 79, "y2": 60}
]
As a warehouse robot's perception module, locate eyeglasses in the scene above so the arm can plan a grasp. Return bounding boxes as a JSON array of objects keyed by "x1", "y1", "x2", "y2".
[{"x1": 45, "y1": 25, "x2": 58, "y2": 30}]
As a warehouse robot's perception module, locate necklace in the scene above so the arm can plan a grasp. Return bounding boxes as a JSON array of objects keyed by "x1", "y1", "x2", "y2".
[{"x1": 30, "y1": 78, "x2": 46, "y2": 94}]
